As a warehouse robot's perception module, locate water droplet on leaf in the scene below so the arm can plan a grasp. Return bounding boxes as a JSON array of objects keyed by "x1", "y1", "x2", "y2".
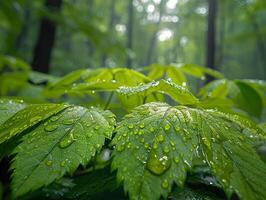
[
  {"x1": 161, "y1": 179, "x2": 169, "y2": 189},
  {"x1": 147, "y1": 150, "x2": 171, "y2": 175},
  {"x1": 44, "y1": 124, "x2": 58, "y2": 132}
]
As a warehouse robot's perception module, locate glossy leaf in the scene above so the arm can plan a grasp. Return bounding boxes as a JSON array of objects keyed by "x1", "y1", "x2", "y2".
[
  {"x1": 0, "y1": 104, "x2": 68, "y2": 144},
  {"x1": 117, "y1": 79, "x2": 199, "y2": 105},
  {"x1": 11, "y1": 105, "x2": 115, "y2": 197},
  {"x1": 111, "y1": 102, "x2": 266, "y2": 200}
]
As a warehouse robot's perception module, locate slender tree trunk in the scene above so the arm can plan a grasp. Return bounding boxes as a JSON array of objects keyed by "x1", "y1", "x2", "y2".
[
  {"x1": 15, "y1": 6, "x2": 31, "y2": 53},
  {"x1": 206, "y1": 0, "x2": 217, "y2": 83},
  {"x1": 126, "y1": 0, "x2": 134, "y2": 68},
  {"x1": 216, "y1": 1, "x2": 226, "y2": 68},
  {"x1": 31, "y1": 0, "x2": 62, "y2": 73},
  {"x1": 101, "y1": 0, "x2": 116, "y2": 67},
  {"x1": 145, "y1": 0, "x2": 165, "y2": 66},
  {"x1": 248, "y1": 14, "x2": 266, "y2": 76}
]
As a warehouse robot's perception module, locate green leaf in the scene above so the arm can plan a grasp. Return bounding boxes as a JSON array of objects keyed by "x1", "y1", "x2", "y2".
[
  {"x1": 63, "y1": 168, "x2": 123, "y2": 200},
  {"x1": 198, "y1": 79, "x2": 230, "y2": 99},
  {"x1": 44, "y1": 68, "x2": 151, "y2": 98},
  {"x1": 117, "y1": 79, "x2": 199, "y2": 105},
  {"x1": 0, "y1": 99, "x2": 26, "y2": 125},
  {"x1": 234, "y1": 81, "x2": 263, "y2": 118},
  {"x1": 24, "y1": 168, "x2": 124, "y2": 200},
  {"x1": 172, "y1": 63, "x2": 224, "y2": 79},
  {"x1": 169, "y1": 185, "x2": 224, "y2": 200},
  {"x1": 11, "y1": 105, "x2": 115, "y2": 197},
  {"x1": 146, "y1": 64, "x2": 223, "y2": 85},
  {"x1": 0, "y1": 55, "x2": 30, "y2": 72},
  {"x1": 111, "y1": 102, "x2": 266, "y2": 200},
  {"x1": 0, "y1": 104, "x2": 68, "y2": 144}
]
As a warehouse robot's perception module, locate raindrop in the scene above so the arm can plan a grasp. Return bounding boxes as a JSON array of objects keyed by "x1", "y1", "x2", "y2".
[
  {"x1": 161, "y1": 179, "x2": 169, "y2": 189},
  {"x1": 117, "y1": 144, "x2": 125, "y2": 152},
  {"x1": 128, "y1": 124, "x2": 134, "y2": 129},
  {"x1": 153, "y1": 142, "x2": 158, "y2": 149},
  {"x1": 46, "y1": 160, "x2": 52, "y2": 166},
  {"x1": 164, "y1": 124, "x2": 171, "y2": 131},
  {"x1": 174, "y1": 156, "x2": 179, "y2": 164},
  {"x1": 62, "y1": 119, "x2": 75, "y2": 125},
  {"x1": 157, "y1": 134, "x2": 164, "y2": 143},
  {"x1": 147, "y1": 150, "x2": 171, "y2": 175},
  {"x1": 139, "y1": 122, "x2": 145, "y2": 129},
  {"x1": 44, "y1": 124, "x2": 58, "y2": 132},
  {"x1": 149, "y1": 127, "x2": 155, "y2": 132},
  {"x1": 202, "y1": 137, "x2": 211, "y2": 149},
  {"x1": 143, "y1": 142, "x2": 149, "y2": 149},
  {"x1": 30, "y1": 116, "x2": 42, "y2": 124},
  {"x1": 59, "y1": 133, "x2": 76, "y2": 148},
  {"x1": 163, "y1": 146, "x2": 170, "y2": 153},
  {"x1": 50, "y1": 115, "x2": 60, "y2": 122},
  {"x1": 174, "y1": 126, "x2": 180, "y2": 132},
  {"x1": 60, "y1": 160, "x2": 66, "y2": 167}
]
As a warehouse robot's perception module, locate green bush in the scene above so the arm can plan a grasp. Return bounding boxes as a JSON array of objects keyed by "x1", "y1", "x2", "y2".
[{"x1": 0, "y1": 61, "x2": 266, "y2": 200}]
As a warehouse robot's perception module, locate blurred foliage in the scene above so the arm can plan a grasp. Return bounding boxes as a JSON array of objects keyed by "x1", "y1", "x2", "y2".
[{"x1": 0, "y1": 0, "x2": 265, "y2": 78}]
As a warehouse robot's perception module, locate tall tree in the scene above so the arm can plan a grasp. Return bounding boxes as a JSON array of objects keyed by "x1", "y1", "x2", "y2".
[
  {"x1": 101, "y1": 0, "x2": 116, "y2": 67},
  {"x1": 145, "y1": 0, "x2": 165, "y2": 66},
  {"x1": 126, "y1": 0, "x2": 134, "y2": 68},
  {"x1": 206, "y1": 0, "x2": 217, "y2": 82},
  {"x1": 216, "y1": 0, "x2": 227, "y2": 68},
  {"x1": 31, "y1": 0, "x2": 63, "y2": 73}
]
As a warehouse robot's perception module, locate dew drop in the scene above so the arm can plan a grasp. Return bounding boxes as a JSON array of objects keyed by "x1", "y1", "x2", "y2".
[
  {"x1": 62, "y1": 119, "x2": 75, "y2": 125},
  {"x1": 149, "y1": 127, "x2": 155, "y2": 132},
  {"x1": 157, "y1": 134, "x2": 165, "y2": 143},
  {"x1": 144, "y1": 142, "x2": 149, "y2": 149},
  {"x1": 59, "y1": 133, "x2": 76, "y2": 148},
  {"x1": 147, "y1": 150, "x2": 171, "y2": 175},
  {"x1": 161, "y1": 179, "x2": 169, "y2": 189},
  {"x1": 44, "y1": 124, "x2": 58, "y2": 132},
  {"x1": 163, "y1": 146, "x2": 170, "y2": 153},
  {"x1": 50, "y1": 115, "x2": 60, "y2": 122},
  {"x1": 164, "y1": 124, "x2": 171, "y2": 131},
  {"x1": 174, "y1": 156, "x2": 179, "y2": 164},
  {"x1": 30, "y1": 116, "x2": 42, "y2": 124},
  {"x1": 128, "y1": 124, "x2": 134, "y2": 129},
  {"x1": 60, "y1": 160, "x2": 66, "y2": 167},
  {"x1": 138, "y1": 130, "x2": 144, "y2": 135},
  {"x1": 202, "y1": 137, "x2": 211, "y2": 149},
  {"x1": 117, "y1": 144, "x2": 125, "y2": 152},
  {"x1": 139, "y1": 122, "x2": 145, "y2": 129},
  {"x1": 46, "y1": 160, "x2": 52, "y2": 166},
  {"x1": 153, "y1": 142, "x2": 158, "y2": 149},
  {"x1": 174, "y1": 126, "x2": 180, "y2": 132}
]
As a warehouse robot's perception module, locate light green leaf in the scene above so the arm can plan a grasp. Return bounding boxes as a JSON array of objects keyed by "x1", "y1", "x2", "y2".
[
  {"x1": 234, "y1": 81, "x2": 263, "y2": 118},
  {"x1": 117, "y1": 79, "x2": 199, "y2": 105},
  {"x1": 0, "y1": 99, "x2": 26, "y2": 125},
  {"x1": 0, "y1": 104, "x2": 68, "y2": 144},
  {"x1": 111, "y1": 102, "x2": 266, "y2": 200},
  {"x1": 11, "y1": 106, "x2": 115, "y2": 197}
]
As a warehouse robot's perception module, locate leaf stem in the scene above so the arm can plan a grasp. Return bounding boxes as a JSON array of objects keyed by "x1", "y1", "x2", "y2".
[{"x1": 104, "y1": 92, "x2": 114, "y2": 110}]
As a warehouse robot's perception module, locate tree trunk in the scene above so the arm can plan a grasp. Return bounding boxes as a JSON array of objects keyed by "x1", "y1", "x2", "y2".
[
  {"x1": 126, "y1": 0, "x2": 134, "y2": 68},
  {"x1": 216, "y1": 1, "x2": 226, "y2": 68},
  {"x1": 145, "y1": 0, "x2": 165, "y2": 66},
  {"x1": 31, "y1": 0, "x2": 62, "y2": 73},
  {"x1": 101, "y1": 0, "x2": 116, "y2": 67},
  {"x1": 205, "y1": 0, "x2": 217, "y2": 83},
  {"x1": 15, "y1": 6, "x2": 31, "y2": 53},
  {"x1": 248, "y1": 14, "x2": 266, "y2": 76}
]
